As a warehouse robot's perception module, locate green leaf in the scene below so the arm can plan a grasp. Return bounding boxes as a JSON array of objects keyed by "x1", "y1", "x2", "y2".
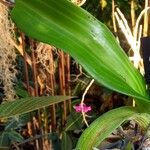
[
  {"x1": 11, "y1": 0, "x2": 149, "y2": 101},
  {"x1": 135, "y1": 99, "x2": 150, "y2": 113},
  {"x1": 8, "y1": 131, "x2": 24, "y2": 143},
  {"x1": 0, "y1": 132, "x2": 10, "y2": 147},
  {"x1": 50, "y1": 133, "x2": 61, "y2": 150},
  {"x1": 65, "y1": 112, "x2": 83, "y2": 131},
  {"x1": 5, "y1": 118, "x2": 19, "y2": 131},
  {"x1": 0, "y1": 96, "x2": 72, "y2": 119},
  {"x1": 5, "y1": 114, "x2": 31, "y2": 130},
  {"x1": 61, "y1": 132, "x2": 72, "y2": 150},
  {"x1": 125, "y1": 142, "x2": 132, "y2": 150},
  {"x1": 15, "y1": 86, "x2": 29, "y2": 98},
  {"x1": 131, "y1": 113, "x2": 150, "y2": 130},
  {"x1": 76, "y1": 107, "x2": 137, "y2": 150},
  {"x1": 0, "y1": 131, "x2": 23, "y2": 148}
]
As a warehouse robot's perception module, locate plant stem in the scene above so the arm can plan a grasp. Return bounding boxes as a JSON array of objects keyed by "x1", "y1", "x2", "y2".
[
  {"x1": 49, "y1": 47, "x2": 56, "y2": 131},
  {"x1": 65, "y1": 54, "x2": 71, "y2": 112},
  {"x1": 143, "y1": 0, "x2": 149, "y2": 36},
  {"x1": 31, "y1": 40, "x2": 38, "y2": 96},
  {"x1": 131, "y1": 0, "x2": 135, "y2": 31},
  {"x1": 21, "y1": 33, "x2": 30, "y2": 94},
  {"x1": 59, "y1": 50, "x2": 67, "y2": 125},
  {"x1": 112, "y1": 0, "x2": 117, "y2": 34}
]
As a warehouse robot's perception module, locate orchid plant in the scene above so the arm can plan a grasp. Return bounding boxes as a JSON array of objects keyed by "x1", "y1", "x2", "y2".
[{"x1": 9, "y1": 0, "x2": 150, "y2": 149}]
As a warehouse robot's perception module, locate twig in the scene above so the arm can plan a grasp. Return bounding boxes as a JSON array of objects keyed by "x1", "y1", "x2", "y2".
[{"x1": 70, "y1": 65, "x2": 90, "y2": 82}]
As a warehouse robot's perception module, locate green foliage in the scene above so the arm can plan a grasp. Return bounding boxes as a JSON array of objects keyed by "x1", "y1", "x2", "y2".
[
  {"x1": 61, "y1": 132, "x2": 72, "y2": 150},
  {"x1": 11, "y1": 0, "x2": 149, "y2": 103},
  {"x1": 76, "y1": 107, "x2": 150, "y2": 149},
  {"x1": 76, "y1": 107, "x2": 137, "y2": 149},
  {"x1": 125, "y1": 142, "x2": 132, "y2": 150},
  {"x1": 7, "y1": 131, "x2": 23, "y2": 143},
  {"x1": 0, "y1": 96, "x2": 72, "y2": 119},
  {"x1": 131, "y1": 113, "x2": 150, "y2": 129},
  {"x1": 0, "y1": 95, "x2": 72, "y2": 148},
  {"x1": 15, "y1": 85, "x2": 29, "y2": 98},
  {"x1": 65, "y1": 112, "x2": 83, "y2": 131},
  {"x1": 0, "y1": 132, "x2": 10, "y2": 148},
  {"x1": 50, "y1": 133, "x2": 61, "y2": 150},
  {"x1": 61, "y1": 111, "x2": 84, "y2": 149},
  {"x1": 10, "y1": 0, "x2": 150, "y2": 149},
  {"x1": 5, "y1": 114, "x2": 31, "y2": 130},
  {"x1": 0, "y1": 131, "x2": 23, "y2": 148}
]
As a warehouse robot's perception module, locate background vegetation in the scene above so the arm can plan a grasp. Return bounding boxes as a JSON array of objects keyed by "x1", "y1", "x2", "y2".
[{"x1": 0, "y1": 0, "x2": 149, "y2": 149}]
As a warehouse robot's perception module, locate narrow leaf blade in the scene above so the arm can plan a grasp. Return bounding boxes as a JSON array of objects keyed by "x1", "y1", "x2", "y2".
[{"x1": 0, "y1": 96, "x2": 72, "y2": 119}]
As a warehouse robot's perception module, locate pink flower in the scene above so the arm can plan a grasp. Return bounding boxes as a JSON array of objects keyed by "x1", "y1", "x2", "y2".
[{"x1": 73, "y1": 103, "x2": 91, "y2": 113}]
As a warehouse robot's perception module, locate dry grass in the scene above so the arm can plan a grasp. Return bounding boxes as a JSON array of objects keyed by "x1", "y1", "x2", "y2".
[
  {"x1": 36, "y1": 43, "x2": 55, "y2": 75},
  {"x1": 0, "y1": 3, "x2": 17, "y2": 101}
]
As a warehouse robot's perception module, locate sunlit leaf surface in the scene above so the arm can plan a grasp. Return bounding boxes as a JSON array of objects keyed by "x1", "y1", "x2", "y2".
[{"x1": 11, "y1": 0, "x2": 149, "y2": 102}]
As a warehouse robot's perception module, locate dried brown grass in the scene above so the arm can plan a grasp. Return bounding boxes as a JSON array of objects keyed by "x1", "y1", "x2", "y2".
[
  {"x1": 0, "y1": 3, "x2": 17, "y2": 100},
  {"x1": 36, "y1": 43, "x2": 55, "y2": 75}
]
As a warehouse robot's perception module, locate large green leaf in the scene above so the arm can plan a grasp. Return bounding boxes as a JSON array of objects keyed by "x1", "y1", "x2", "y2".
[
  {"x1": 76, "y1": 107, "x2": 137, "y2": 150},
  {"x1": 11, "y1": 0, "x2": 149, "y2": 101},
  {"x1": 0, "y1": 96, "x2": 72, "y2": 119}
]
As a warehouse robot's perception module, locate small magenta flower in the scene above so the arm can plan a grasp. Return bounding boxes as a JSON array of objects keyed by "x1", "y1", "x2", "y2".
[{"x1": 73, "y1": 103, "x2": 91, "y2": 113}]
